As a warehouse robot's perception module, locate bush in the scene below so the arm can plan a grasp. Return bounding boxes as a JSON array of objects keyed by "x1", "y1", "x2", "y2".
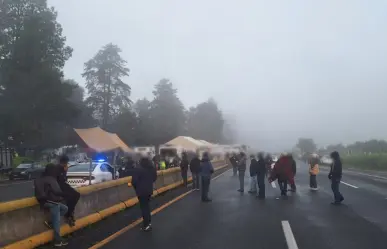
[{"x1": 342, "y1": 154, "x2": 387, "y2": 171}]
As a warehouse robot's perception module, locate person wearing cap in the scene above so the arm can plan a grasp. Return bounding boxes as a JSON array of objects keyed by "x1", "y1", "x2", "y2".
[
  {"x1": 200, "y1": 152, "x2": 214, "y2": 202},
  {"x1": 56, "y1": 155, "x2": 80, "y2": 227}
]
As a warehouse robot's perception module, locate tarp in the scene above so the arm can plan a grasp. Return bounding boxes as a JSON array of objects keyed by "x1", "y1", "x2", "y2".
[
  {"x1": 164, "y1": 136, "x2": 205, "y2": 151},
  {"x1": 74, "y1": 127, "x2": 133, "y2": 153},
  {"x1": 107, "y1": 132, "x2": 133, "y2": 153}
]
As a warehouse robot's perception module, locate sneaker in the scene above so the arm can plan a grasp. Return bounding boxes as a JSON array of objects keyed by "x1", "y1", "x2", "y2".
[
  {"x1": 65, "y1": 216, "x2": 75, "y2": 227},
  {"x1": 142, "y1": 225, "x2": 152, "y2": 232},
  {"x1": 248, "y1": 190, "x2": 257, "y2": 194},
  {"x1": 54, "y1": 240, "x2": 68, "y2": 247},
  {"x1": 237, "y1": 189, "x2": 244, "y2": 192},
  {"x1": 44, "y1": 221, "x2": 52, "y2": 229},
  {"x1": 202, "y1": 198, "x2": 212, "y2": 202}
]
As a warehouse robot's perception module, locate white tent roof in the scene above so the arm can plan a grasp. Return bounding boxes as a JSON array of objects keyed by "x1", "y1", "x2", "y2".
[{"x1": 164, "y1": 136, "x2": 206, "y2": 151}]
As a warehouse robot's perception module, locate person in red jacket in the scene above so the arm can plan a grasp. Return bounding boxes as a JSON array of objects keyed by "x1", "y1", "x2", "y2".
[{"x1": 269, "y1": 153, "x2": 293, "y2": 197}]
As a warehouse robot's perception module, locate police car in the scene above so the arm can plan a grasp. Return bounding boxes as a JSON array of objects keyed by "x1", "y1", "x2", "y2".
[{"x1": 66, "y1": 160, "x2": 119, "y2": 188}]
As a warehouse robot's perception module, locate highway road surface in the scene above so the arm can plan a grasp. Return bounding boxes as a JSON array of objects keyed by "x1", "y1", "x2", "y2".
[
  {"x1": 0, "y1": 179, "x2": 34, "y2": 202},
  {"x1": 39, "y1": 160, "x2": 387, "y2": 249}
]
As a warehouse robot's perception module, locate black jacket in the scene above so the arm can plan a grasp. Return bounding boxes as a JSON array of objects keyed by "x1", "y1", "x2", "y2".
[
  {"x1": 291, "y1": 158, "x2": 297, "y2": 175},
  {"x1": 189, "y1": 157, "x2": 201, "y2": 173},
  {"x1": 230, "y1": 156, "x2": 238, "y2": 167},
  {"x1": 180, "y1": 158, "x2": 189, "y2": 172},
  {"x1": 256, "y1": 158, "x2": 267, "y2": 176},
  {"x1": 132, "y1": 158, "x2": 157, "y2": 197},
  {"x1": 329, "y1": 160, "x2": 342, "y2": 179},
  {"x1": 249, "y1": 159, "x2": 258, "y2": 176},
  {"x1": 238, "y1": 157, "x2": 247, "y2": 171},
  {"x1": 34, "y1": 176, "x2": 64, "y2": 206}
]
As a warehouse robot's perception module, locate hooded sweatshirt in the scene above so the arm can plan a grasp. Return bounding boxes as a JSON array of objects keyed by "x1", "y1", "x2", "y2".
[{"x1": 200, "y1": 157, "x2": 214, "y2": 178}]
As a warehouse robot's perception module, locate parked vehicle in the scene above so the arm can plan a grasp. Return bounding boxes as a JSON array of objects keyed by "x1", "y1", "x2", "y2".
[
  {"x1": 320, "y1": 155, "x2": 333, "y2": 165},
  {"x1": 66, "y1": 161, "x2": 119, "y2": 188},
  {"x1": 9, "y1": 163, "x2": 45, "y2": 180}
]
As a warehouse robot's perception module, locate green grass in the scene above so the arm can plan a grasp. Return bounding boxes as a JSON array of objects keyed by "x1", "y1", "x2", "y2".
[{"x1": 342, "y1": 154, "x2": 387, "y2": 171}]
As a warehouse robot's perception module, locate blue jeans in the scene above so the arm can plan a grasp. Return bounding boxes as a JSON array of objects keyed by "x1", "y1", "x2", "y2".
[{"x1": 44, "y1": 202, "x2": 68, "y2": 242}]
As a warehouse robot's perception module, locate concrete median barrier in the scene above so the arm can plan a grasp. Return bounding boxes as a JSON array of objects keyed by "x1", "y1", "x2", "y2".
[{"x1": 0, "y1": 159, "x2": 229, "y2": 248}]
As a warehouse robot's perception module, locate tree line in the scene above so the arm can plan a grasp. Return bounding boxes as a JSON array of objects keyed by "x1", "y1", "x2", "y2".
[
  {"x1": 0, "y1": 0, "x2": 235, "y2": 156},
  {"x1": 295, "y1": 138, "x2": 387, "y2": 156}
]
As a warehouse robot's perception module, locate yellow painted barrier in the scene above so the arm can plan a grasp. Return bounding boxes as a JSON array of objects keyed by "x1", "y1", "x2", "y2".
[{"x1": 0, "y1": 161, "x2": 228, "y2": 248}]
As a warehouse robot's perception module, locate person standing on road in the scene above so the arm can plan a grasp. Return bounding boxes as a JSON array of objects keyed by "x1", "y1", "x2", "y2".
[
  {"x1": 180, "y1": 152, "x2": 189, "y2": 187},
  {"x1": 237, "y1": 152, "x2": 247, "y2": 192},
  {"x1": 289, "y1": 154, "x2": 297, "y2": 192},
  {"x1": 190, "y1": 153, "x2": 201, "y2": 190},
  {"x1": 269, "y1": 153, "x2": 292, "y2": 197},
  {"x1": 256, "y1": 152, "x2": 267, "y2": 199},
  {"x1": 34, "y1": 164, "x2": 68, "y2": 247},
  {"x1": 248, "y1": 155, "x2": 258, "y2": 194},
  {"x1": 132, "y1": 155, "x2": 157, "y2": 231},
  {"x1": 56, "y1": 155, "x2": 80, "y2": 227},
  {"x1": 230, "y1": 153, "x2": 238, "y2": 176},
  {"x1": 328, "y1": 151, "x2": 344, "y2": 205},
  {"x1": 200, "y1": 152, "x2": 214, "y2": 202},
  {"x1": 309, "y1": 155, "x2": 319, "y2": 190}
]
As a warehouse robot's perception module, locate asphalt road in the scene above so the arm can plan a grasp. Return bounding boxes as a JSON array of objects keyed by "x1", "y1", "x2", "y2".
[
  {"x1": 58, "y1": 160, "x2": 387, "y2": 249},
  {"x1": 0, "y1": 179, "x2": 34, "y2": 202}
]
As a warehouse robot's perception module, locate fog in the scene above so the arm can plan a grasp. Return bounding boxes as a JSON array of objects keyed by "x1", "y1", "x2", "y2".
[{"x1": 49, "y1": 0, "x2": 387, "y2": 152}]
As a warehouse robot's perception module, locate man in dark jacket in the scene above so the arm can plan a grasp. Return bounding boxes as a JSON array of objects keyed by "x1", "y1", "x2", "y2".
[
  {"x1": 289, "y1": 154, "x2": 297, "y2": 192},
  {"x1": 230, "y1": 153, "x2": 238, "y2": 176},
  {"x1": 329, "y1": 151, "x2": 344, "y2": 204},
  {"x1": 248, "y1": 155, "x2": 258, "y2": 194},
  {"x1": 56, "y1": 155, "x2": 80, "y2": 226},
  {"x1": 200, "y1": 152, "x2": 214, "y2": 202},
  {"x1": 256, "y1": 152, "x2": 267, "y2": 199},
  {"x1": 237, "y1": 152, "x2": 247, "y2": 192},
  {"x1": 34, "y1": 164, "x2": 68, "y2": 247},
  {"x1": 189, "y1": 154, "x2": 201, "y2": 190},
  {"x1": 132, "y1": 156, "x2": 157, "y2": 231},
  {"x1": 180, "y1": 152, "x2": 189, "y2": 187}
]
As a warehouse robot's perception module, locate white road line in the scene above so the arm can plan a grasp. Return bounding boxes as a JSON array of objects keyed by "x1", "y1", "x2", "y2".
[
  {"x1": 346, "y1": 171, "x2": 387, "y2": 180},
  {"x1": 341, "y1": 181, "x2": 359, "y2": 189},
  {"x1": 281, "y1": 220, "x2": 299, "y2": 249},
  {"x1": 271, "y1": 181, "x2": 277, "y2": 188},
  {"x1": 212, "y1": 168, "x2": 232, "y2": 180}
]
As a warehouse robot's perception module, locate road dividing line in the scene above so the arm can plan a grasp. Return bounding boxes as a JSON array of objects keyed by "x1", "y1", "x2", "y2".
[
  {"x1": 89, "y1": 168, "x2": 230, "y2": 249},
  {"x1": 341, "y1": 181, "x2": 359, "y2": 189},
  {"x1": 281, "y1": 221, "x2": 299, "y2": 249},
  {"x1": 89, "y1": 190, "x2": 193, "y2": 249},
  {"x1": 212, "y1": 168, "x2": 232, "y2": 181},
  {"x1": 346, "y1": 171, "x2": 387, "y2": 180},
  {"x1": 271, "y1": 181, "x2": 277, "y2": 188}
]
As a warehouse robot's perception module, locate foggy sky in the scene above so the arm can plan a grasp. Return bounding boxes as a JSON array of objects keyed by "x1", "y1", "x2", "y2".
[{"x1": 48, "y1": 0, "x2": 387, "y2": 151}]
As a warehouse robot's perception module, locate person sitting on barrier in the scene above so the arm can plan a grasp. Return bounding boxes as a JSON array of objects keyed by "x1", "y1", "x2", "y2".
[
  {"x1": 34, "y1": 164, "x2": 68, "y2": 247},
  {"x1": 189, "y1": 153, "x2": 201, "y2": 191},
  {"x1": 200, "y1": 152, "x2": 214, "y2": 202},
  {"x1": 180, "y1": 152, "x2": 189, "y2": 187},
  {"x1": 132, "y1": 155, "x2": 157, "y2": 231},
  {"x1": 56, "y1": 155, "x2": 80, "y2": 227}
]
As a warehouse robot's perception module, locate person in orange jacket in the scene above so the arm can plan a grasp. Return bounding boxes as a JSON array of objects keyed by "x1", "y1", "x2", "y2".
[{"x1": 309, "y1": 156, "x2": 319, "y2": 190}]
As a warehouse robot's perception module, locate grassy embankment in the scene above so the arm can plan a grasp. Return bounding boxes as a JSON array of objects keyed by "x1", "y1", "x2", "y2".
[{"x1": 342, "y1": 154, "x2": 387, "y2": 171}]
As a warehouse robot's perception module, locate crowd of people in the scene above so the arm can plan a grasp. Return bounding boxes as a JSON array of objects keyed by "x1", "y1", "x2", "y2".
[
  {"x1": 33, "y1": 149, "x2": 344, "y2": 247},
  {"x1": 33, "y1": 151, "x2": 215, "y2": 246},
  {"x1": 228, "y1": 151, "x2": 344, "y2": 204}
]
